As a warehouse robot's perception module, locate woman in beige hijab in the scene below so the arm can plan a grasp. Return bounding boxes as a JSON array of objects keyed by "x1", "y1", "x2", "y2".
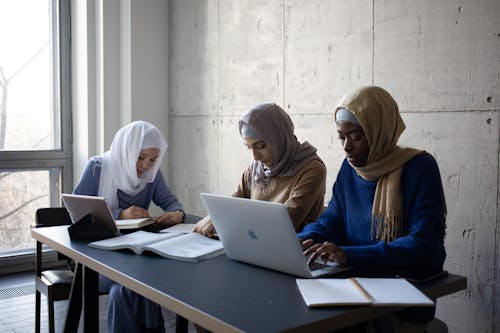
[
  {"x1": 194, "y1": 103, "x2": 327, "y2": 237},
  {"x1": 298, "y1": 86, "x2": 447, "y2": 332}
]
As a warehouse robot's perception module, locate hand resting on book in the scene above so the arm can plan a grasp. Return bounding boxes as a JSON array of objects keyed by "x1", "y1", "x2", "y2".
[{"x1": 119, "y1": 205, "x2": 183, "y2": 229}]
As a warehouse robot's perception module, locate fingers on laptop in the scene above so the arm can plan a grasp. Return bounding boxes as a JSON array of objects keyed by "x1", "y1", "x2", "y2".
[
  {"x1": 304, "y1": 241, "x2": 347, "y2": 266},
  {"x1": 300, "y1": 239, "x2": 313, "y2": 250}
]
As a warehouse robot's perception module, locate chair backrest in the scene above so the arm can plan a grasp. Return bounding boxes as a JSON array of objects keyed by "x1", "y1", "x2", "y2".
[
  {"x1": 35, "y1": 207, "x2": 73, "y2": 269},
  {"x1": 36, "y1": 207, "x2": 72, "y2": 227}
]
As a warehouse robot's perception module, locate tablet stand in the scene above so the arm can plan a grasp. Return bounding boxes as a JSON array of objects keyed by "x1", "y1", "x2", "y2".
[{"x1": 68, "y1": 214, "x2": 117, "y2": 240}]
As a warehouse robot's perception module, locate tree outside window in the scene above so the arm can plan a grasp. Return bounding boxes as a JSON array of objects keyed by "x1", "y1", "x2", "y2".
[{"x1": 0, "y1": 0, "x2": 71, "y2": 255}]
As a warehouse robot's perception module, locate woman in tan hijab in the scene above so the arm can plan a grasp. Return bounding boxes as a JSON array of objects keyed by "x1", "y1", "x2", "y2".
[
  {"x1": 298, "y1": 86, "x2": 447, "y2": 332},
  {"x1": 194, "y1": 103, "x2": 326, "y2": 237}
]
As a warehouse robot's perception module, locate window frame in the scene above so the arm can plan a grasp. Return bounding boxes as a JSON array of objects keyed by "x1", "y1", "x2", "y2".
[{"x1": 0, "y1": 0, "x2": 72, "y2": 274}]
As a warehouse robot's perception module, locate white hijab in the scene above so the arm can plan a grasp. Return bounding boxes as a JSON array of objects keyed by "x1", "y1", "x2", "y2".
[{"x1": 98, "y1": 121, "x2": 167, "y2": 209}]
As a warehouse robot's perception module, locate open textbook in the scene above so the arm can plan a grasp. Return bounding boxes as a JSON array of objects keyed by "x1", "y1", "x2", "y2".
[
  {"x1": 296, "y1": 278, "x2": 434, "y2": 307},
  {"x1": 88, "y1": 225, "x2": 224, "y2": 262}
]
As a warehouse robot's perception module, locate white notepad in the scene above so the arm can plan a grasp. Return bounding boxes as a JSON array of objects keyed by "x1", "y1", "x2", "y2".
[{"x1": 296, "y1": 278, "x2": 435, "y2": 307}]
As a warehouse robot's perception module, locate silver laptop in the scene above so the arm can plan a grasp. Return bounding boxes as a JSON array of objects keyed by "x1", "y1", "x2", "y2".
[
  {"x1": 62, "y1": 194, "x2": 121, "y2": 237},
  {"x1": 200, "y1": 193, "x2": 349, "y2": 278}
]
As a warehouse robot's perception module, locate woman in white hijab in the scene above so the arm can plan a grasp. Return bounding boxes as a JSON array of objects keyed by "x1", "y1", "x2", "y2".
[{"x1": 74, "y1": 120, "x2": 184, "y2": 332}]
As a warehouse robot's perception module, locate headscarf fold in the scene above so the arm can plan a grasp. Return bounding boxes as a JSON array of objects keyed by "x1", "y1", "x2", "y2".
[
  {"x1": 239, "y1": 103, "x2": 322, "y2": 185},
  {"x1": 335, "y1": 86, "x2": 424, "y2": 242},
  {"x1": 98, "y1": 121, "x2": 167, "y2": 209}
]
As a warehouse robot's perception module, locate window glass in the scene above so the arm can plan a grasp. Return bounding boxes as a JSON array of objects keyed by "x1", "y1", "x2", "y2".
[
  {"x1": 0, "y1": 0, "x2": 60, "y2": 151},
  {"x1": 0, "y1": 170, "x2": 55, "y2": 253},
  {"x1": 0, "y1": 0, "x2": 71, "y2": 262}
]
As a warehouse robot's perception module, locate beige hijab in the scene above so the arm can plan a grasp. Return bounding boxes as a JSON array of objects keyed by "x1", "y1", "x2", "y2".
[{"x1": 335, "y1": 86, "x2": 424, "y2": 242}]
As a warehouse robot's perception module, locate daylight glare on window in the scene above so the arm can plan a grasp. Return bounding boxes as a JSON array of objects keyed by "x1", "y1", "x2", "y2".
[
  {"x1": 0, "y1": 0, "x2": 59, "y2": 151},
  {"x1": 0, "y1": 0, "x2": 67, "y2": 255}
]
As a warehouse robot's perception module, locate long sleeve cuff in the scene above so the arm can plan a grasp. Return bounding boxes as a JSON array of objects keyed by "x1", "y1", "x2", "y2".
[{"x1": 341, "y1": 243, "x2": 386, "y2": 268}]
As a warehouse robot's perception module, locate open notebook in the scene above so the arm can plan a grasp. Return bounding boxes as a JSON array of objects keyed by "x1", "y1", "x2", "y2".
[{"x1": 296, "y1": 278, "x2": 434, "y2": 307}]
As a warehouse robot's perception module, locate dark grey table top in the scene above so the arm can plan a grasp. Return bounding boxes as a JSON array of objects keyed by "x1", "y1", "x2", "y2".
[{"x1": 32, "y1": 223, "x2": 467, "y2": 333}]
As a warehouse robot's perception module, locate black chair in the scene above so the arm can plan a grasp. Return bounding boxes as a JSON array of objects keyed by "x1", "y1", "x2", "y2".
[
  {"x1": 34, "y1": 207, "x2": 74, "y2": 333},
  {"x1": 426, "y1": 317, "x2": 448, "y2": 333}
]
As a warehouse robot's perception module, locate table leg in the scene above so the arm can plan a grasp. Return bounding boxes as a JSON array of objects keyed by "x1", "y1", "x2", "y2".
[
  {"x1": 82, "y1": 266, "x2": 99, "y2": 332},
  {"x1": 63, "y1": 263, "x2": 82, "y2": 333},
  {"x1": 176, "y1": 315, "x2": 188, "y2": 333}
]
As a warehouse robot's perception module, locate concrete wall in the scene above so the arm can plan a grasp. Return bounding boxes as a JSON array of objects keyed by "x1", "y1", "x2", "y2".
[{"x1": 168, "y1": 1, "x2": 500, "y2": 332}]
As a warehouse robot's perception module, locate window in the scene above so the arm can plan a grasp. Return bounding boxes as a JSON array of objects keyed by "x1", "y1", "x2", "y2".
[{"x1": 0, "y1": 0, "x2": 72, "y2": 267}]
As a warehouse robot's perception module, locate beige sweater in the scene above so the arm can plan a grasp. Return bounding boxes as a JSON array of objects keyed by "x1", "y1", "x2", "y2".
[{"x1": 231, "y1": 159, "x2": 326, "y2": 231}]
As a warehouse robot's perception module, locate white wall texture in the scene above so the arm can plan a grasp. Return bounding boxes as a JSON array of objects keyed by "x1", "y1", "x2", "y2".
[{"x1": 167, "y1": 1, "x2": 500, "y2": 332}]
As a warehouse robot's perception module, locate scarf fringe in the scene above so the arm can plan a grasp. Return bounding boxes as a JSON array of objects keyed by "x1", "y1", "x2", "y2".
[{"x1": 371, "y1": 211, "x2": 401, "y2": 242}]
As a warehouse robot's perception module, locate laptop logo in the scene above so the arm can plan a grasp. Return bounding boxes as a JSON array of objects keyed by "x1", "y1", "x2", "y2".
[{"x1": 248, "y1": 229, "x2": 258, "y2": 240}]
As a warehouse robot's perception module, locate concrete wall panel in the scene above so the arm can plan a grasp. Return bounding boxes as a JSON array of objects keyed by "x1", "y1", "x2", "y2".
[
  {"x1": 374, "y1": 0, "x2": 500, "y2": 112},
  {"x1": 169, "y1": 0, "x2": 218, "y2": 116},
  {"x1": 285, "y1": 0, "x2": 373, "y2": 114},
  {"x1": 168, "y1": 116, "x2": 219, "y2": 214},
  {"x1": 215, "y1": 115, "x2": 251, "y2": 198},
  {"x1": 291, "y1": 113, "x2": 345, "y2": 201},
  {"x1": 217, "y1": 0, "x2": 284, "y2": 114},
  {"x1": 400, "y1": 111, "x2": 499, "y2": 332}
]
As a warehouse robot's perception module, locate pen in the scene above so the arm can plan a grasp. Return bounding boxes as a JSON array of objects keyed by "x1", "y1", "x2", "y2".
[{"x1": 349, "y1": 278, "x2": 374, "y2": 302}]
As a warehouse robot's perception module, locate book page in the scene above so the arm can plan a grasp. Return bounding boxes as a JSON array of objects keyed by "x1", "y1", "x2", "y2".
[
  {"x1": 355, "y1": 278, "x2": 434, "y2": 306},
  {"x1": 160, "y1": 223, "x2": 196, "y2": 234},
  {"x1": 296, "y1": 279, "x2": 372, "y2": 307},
  {"x1": 143, "y1": 233, "x2": 223, "y2": 262},
  {"x1": 115, "y1": 218, "x2": 154, "y2": 229},
  {"x1": 89, "y1": 230, "x2": 181, "y2": 252}
]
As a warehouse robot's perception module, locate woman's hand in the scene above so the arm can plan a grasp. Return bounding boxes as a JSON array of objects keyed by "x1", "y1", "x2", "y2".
[
  {"x1": 155, "y1": 211, "x2": 184, "y2": 227},
  {"x1": 119, "y1": 206, "x2": 150, "y2": 219},
  {"x1": 193, "y1": 216, "x2": 217, "y2": 238},
  {"x1": 302, "y1": 239, "x2": 347, "y2": 266},
  {"x1": 299, "y1": 238, "x2": 311, "y2": 250}
]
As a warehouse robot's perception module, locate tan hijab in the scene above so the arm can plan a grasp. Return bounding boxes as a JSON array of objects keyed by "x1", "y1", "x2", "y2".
[{"x1": 335, "y1": 86, "x2": 424, "y2": 242}]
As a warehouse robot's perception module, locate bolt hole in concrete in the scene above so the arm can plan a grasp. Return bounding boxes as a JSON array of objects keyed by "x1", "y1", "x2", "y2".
[
  {"x1": 486, "y1": 118, "x2": 492, "y2": 125},
  {"x1": 486, "y1": 96, "x2": 492, "y2": 103}
]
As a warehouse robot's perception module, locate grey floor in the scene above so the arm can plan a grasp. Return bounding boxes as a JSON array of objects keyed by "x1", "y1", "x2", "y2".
[{"x1": 0, "y1": 271, "x2": 196, "y2": 333}]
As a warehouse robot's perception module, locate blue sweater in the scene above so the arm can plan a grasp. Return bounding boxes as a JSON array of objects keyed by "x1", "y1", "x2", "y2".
[
  {"x1": 73, "y1": 157, "x2": 184, "y2": 219},
  {"x1": 297, "y1": 154, "x2": 446, "y2": 323}
]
